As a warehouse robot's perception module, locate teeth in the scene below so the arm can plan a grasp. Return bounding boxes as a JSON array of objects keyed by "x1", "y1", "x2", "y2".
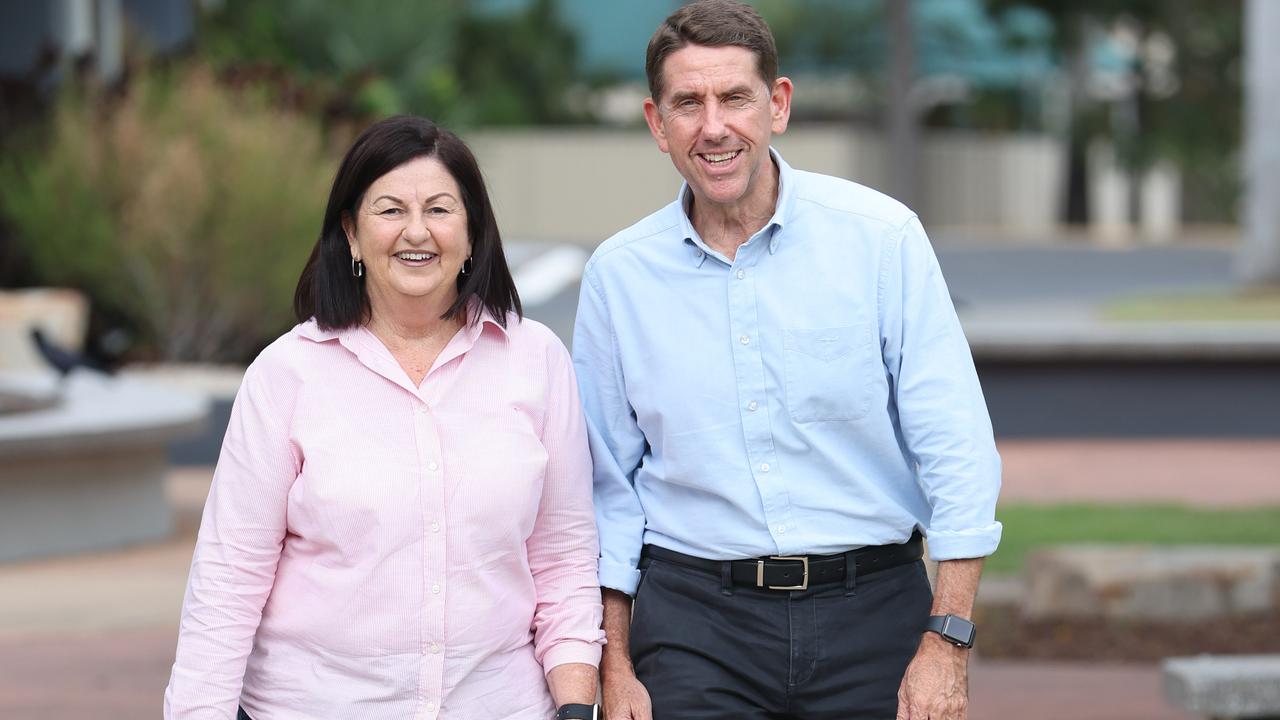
[
  {"x1": 397, "y1": 252, "x2": 435, "y2": 261},
  {"x1": 703, "y1": 151, "x2": 738, "y2": 164}
]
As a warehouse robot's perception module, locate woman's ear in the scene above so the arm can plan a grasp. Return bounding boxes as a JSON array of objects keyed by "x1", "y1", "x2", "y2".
[{"x1": 341, "y1": 211, "x2": 359, "y2": 259}]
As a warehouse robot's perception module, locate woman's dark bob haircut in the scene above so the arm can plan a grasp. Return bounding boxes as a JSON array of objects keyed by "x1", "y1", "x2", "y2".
[{"x1": 294, "y1": 115, "x2": 521, "y2": 329}]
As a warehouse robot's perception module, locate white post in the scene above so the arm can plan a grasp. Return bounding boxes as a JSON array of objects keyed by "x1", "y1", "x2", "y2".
[
  {"x1": 1140, "y1": 161, "x2": 1181, "y2": 244},
  {"x1": 1240, "y1": 0, "x2": 1280, "y2": 283},
  {"x1": 1088, "y1": 141, "x2": 1132, "y2": 246}
]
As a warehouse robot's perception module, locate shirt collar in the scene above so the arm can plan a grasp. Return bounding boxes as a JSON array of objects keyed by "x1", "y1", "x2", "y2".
[
  {"x1": 676, "y1": 147, "x2": 796, "y2": 266},
  {"x1": 296, "y1": 299, "x2": 510, "y2": 348}
]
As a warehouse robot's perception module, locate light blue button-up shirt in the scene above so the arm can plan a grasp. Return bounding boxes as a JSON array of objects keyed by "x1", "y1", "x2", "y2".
[{"x1": 572, "y1": 151, "x2": 1002, "y2": 595}]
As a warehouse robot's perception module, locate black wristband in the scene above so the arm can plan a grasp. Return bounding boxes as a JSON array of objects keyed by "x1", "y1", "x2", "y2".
[{"x1": 556, "y1": 703, "x2": 600, "y2": 720}]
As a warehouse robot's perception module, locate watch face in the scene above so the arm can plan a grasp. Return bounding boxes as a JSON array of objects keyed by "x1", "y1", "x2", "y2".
[{"x1": 944, "y1": 616, "x2": 976, "y2": 647}]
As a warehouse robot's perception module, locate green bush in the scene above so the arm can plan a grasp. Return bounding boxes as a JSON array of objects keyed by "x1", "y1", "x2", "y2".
[{"x1": 1, "y1": 64, "x2": 334, "y2": 362}]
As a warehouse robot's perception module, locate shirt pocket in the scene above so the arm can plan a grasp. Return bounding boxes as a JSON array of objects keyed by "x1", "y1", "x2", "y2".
[{"x1": 783, "y1": 323, "x2": 877, "y2": 423}]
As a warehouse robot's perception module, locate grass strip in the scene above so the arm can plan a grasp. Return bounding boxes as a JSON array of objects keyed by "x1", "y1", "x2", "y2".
[
  {"x1": 1104, "y1": 290, "x2": 1280, "y2": 322},
  {"x1": 986, "y1": 503, "x2": 1280, "y2": 575}
]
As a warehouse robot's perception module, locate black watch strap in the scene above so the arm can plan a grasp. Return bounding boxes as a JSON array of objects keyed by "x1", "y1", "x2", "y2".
[
  {"x1": 925, "y1": 614, "x2": 976, "y2": 648},
  {"x1": 556, "y1": 703, "x2": 600, "y2": 720}
]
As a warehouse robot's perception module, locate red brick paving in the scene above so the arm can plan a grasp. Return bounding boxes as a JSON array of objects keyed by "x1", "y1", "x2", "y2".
[
  {"x1": 998, "y1": 439, "x2": 1280, "y2": 506},
  {"x1": 0, "y1": 628, "x2": 174, "y2": 720},
  {"x1": 969, "y1": 658, "x2": 1197, "y2": 720}
]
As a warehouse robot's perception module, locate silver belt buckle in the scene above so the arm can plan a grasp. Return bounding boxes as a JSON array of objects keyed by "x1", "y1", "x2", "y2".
[{"x1": 758, "y1": 555, "x2": 809, "y2": 591}]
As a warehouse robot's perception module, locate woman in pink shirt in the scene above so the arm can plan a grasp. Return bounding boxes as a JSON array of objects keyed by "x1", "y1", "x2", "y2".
[{"x1": 164, "y1": 116, "x2": 604, "y2": 720}]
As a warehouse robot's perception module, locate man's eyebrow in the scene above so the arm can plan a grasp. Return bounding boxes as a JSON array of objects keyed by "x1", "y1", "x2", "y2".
[{"x1": 667, "y1": 89, "x2": 701, "y2": 104}]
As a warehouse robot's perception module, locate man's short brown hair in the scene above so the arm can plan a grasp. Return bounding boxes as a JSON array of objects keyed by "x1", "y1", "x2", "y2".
[{"x1": 645, "y1": 0, "x2": 780, "y2": 105}]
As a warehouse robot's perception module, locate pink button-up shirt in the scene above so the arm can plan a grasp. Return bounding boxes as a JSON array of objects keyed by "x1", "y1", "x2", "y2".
[{"x1": 164, "y1": 311, "x2": 604, "y2": 719}]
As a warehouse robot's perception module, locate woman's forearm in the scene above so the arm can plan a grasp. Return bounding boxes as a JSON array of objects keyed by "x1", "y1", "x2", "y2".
[{"x1": 547, "y1": 661, "x2": 599, "y2": 706}]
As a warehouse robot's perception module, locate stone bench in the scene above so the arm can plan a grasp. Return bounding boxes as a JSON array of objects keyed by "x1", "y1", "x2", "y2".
[
  {"x1": 0, "y1": 370, "x2": 208, "y2": 563},
  {"x1": 1022, "y1": 545, "x2": 1280, "y2": 621},
  {"x1": 1163, "y1": 655, "x2": 1280, "y2": 719}
]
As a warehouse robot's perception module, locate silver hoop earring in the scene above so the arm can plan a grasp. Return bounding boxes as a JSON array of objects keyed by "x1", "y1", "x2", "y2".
[
  {"x1": 352, "y1": 258, "x2": 364, "y2": 278},
  {"x1": 460, "y1": 256, "x2": 473, "y2": 276}
]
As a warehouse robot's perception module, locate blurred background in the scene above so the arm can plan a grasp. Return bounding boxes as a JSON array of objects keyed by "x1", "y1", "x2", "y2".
[{"x1": 0, "y1": 1, "x2": 1277, "y2": 718}]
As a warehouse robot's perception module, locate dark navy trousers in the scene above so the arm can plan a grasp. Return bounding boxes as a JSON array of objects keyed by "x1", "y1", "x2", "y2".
[{"x1": 631, "y1": 553, "x2": 933, "y2": 719}]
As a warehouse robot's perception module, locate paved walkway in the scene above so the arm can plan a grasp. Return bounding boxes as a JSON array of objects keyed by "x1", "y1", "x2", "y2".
[
  {"x1": 0, "y1": 627, "x2": 1195, "y2": 719},
  {"x1": 5, "y1": 444, "x2": 1275, "y2": 718},
  {"x1": 999, "y1": 438, "x2": 1280, "y2": 506}
]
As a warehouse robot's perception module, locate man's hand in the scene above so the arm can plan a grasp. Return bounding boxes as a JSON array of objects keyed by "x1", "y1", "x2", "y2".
[
  {"x1": 601, "y1": 660, "x2": 653, "y2": 720},
  {"x1": 895, "y1": 633, "x2": 968, "y2": 719},
  {"x1": 600, "y1": 588, "x2": 652, "y2": 720}
]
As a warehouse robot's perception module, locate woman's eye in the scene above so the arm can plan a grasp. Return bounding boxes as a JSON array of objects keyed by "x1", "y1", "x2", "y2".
[
  {"x1": 380, "y1": 208, "x2": 402, "y2": 216},
  {"x1": 427, "y1": 207, "x2": 448, "y2": 215}
]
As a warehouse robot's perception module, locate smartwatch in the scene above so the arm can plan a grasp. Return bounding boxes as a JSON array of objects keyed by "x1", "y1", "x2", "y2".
[
  {"x1": 555, "y1": 703, "x2": 600, "y2": 720},
  {"x1": 924, "y1": 614, "x2": 976, "y2": 648}
]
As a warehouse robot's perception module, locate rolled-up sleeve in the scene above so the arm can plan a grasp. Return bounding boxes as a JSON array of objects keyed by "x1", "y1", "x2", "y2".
[
  {"x1": 528, "y1": 339, "x2": 606, "y2": 672},
  {"x1": 879, "y1": 217, "x2": 1003, "y2": 560},
  {"x1": 164, "y1": 358, "x2": 301, "y2": 718},
  {"x1": 572, "y1": 269, "x2": 649, "y2": 595}
]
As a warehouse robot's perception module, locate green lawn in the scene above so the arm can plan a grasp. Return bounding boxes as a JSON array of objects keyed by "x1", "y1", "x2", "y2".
[
  {"x1": 1103, "y1": 289, "x2": 1280, "y2": 322},
  {"x1": 986, "y1": 503, "x2": 1280, "y2": 575}
]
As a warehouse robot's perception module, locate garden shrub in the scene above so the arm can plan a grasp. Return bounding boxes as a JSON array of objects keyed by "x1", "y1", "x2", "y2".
[{"x1": 1, "y1": 64, "x2": 334, "y2": 362}]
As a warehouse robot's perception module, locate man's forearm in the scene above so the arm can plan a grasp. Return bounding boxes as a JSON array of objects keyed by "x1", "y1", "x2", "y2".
[
  {"x1": 929, "y1": 557, "x2": 984, "y2": 618},
  {"x1": 601, "y1": 588, "x2": 636, "y2": 674}
]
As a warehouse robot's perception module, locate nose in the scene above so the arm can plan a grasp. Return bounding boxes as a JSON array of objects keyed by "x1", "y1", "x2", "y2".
[
  {"x1": 404, "y1": 210, "x2": 431, "y2": 243},
  {"x1": 701, "y1": 99, "x2": 729, "y2": 142}
]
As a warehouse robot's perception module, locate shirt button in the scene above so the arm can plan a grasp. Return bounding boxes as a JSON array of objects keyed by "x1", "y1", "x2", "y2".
[
  {"x1": 747, "y1": 400, "x2": 758, "y2": 412},
  {"x1": 736, "y1": 269, "x2": 746, "y2": 280},
  {"x1": 431, "y1": 583, "x2": 441, "y2": 594},
  {"x1": 760, "y1": 462, "x2": 770, "y2": 472},
  {"x1": 429, "y1": 642, "x2": 441, "y2": 654},
  {"x1": 739, "y1": 335, "x2": 750, "y2": 345},
  {"x1": 775, "y1": 524, "x2": 787, "y2": 535},
  {"x1": 428, "y1": 461, "x2": 439, "y2": 471},
  {"x1": 430, "y1": 521, "x2": 440, "y2": 533},
  {"x1": 426, "y1": 700, "x2": 436, "y2": 712},
  {"x1": 416, "y1": 406, "x2": 428, "y2": 415}
]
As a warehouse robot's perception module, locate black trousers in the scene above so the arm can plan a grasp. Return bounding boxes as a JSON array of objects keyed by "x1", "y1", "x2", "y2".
[{"x1": 631, "y1": 552, "x2": 932, "y2": 719}]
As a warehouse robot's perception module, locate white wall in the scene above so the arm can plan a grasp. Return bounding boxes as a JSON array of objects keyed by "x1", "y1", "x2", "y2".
[{"x1": 465, "y1": 125, "x2": 1068, "y2": 246}]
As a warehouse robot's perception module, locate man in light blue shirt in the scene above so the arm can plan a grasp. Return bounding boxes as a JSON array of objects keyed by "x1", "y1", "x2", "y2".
[{"x1": 572, "y1": 2, "x2": 1001, "y2": 719}]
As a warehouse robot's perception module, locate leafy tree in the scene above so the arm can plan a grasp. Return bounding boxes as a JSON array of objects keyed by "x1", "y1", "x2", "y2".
[
  {"x1": 198, "y1": 0, "x2": 586, "y2": 127},
  {"x1": 987, "y1": 0, "x2": 1243, "y2": 222}
]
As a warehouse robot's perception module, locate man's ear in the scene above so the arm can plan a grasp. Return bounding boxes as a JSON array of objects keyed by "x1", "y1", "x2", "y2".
[
  {"x1": 643, "y1": 97, "x2": 670, "y2": 154},
  {"x1": 770, "y1": 77, "x2": 794, "y2": 135}
]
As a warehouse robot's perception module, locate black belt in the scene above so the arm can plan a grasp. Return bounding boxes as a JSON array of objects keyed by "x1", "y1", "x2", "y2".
[{"x1": 641, "y1": 531, "x2": 923, "y2": 591}]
